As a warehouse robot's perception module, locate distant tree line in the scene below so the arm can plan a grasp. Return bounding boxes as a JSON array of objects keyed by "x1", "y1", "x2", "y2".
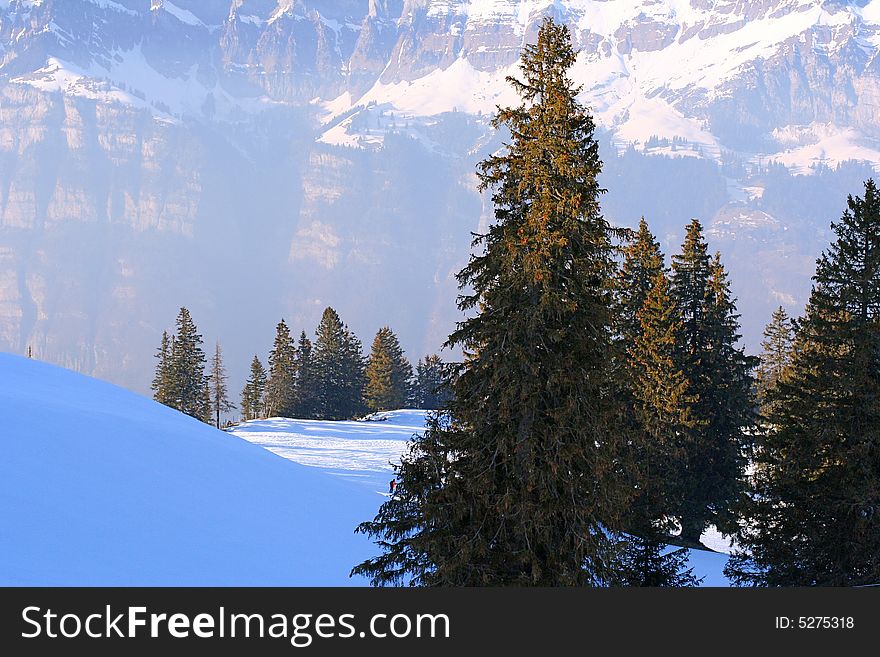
[{"x1": 151, "y1": 306, "x2": 452, "y2": 427}]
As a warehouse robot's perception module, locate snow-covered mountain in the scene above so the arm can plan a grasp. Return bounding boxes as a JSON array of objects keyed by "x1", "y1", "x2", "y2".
[{"x1": 1, "y1": 0, "x2": 879, "y2": 391}]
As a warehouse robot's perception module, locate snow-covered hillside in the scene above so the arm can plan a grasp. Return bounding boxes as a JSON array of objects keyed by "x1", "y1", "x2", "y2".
[
  {"x1": 1, "y1": 353, "x2": 731, "y2": 585},
  {"x1": 0, "y1": 352, "x2": 382, "y2": 585}
]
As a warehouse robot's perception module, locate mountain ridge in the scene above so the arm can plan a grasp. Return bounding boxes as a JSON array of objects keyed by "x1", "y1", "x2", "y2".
[{"x1": 0, "y1": 0, "x2": 878, "y2": 393}]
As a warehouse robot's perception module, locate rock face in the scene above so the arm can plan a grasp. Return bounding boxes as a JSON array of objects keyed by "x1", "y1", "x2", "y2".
[{"x1": 1, "y1": 0, "x2": 880, "y2": 394}]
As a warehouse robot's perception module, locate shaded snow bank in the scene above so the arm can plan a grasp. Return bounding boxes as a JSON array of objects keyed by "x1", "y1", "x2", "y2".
[{"x1": 0, "y1": 353, "x2": 377, "y2": 585}]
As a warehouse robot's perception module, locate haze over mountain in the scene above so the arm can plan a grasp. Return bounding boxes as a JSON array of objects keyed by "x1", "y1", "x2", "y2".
[{"x1": 1, "y1": 0, "x2": 878, "y2": 392}]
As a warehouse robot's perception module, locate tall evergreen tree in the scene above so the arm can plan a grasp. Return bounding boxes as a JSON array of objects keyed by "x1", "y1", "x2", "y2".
[
  {"x1": 293, "y1": 330, "x2": 318, "y2": 419},
  {"x1": 339, "y1": 324, "x2": 367, "y2": 419},
  {"x1": 627, "y1": 272, "x2": 696, "y2": 534},
  {"x1": 266, "y1": 319, "x2": 297, "y2": 417},
  {"x1": 355, "y1": 18, "x2": 633, "y2": 586},
  {"x1": 616, "y1": 217, "x2": 666, "y2": 344},
  {"x1": 669, "y1": 221, "x2": 755, "y2": 544},
  {"x1": 365, "y1": 327, "x2": 412, "y2": 412},
  {"x1": 755, "y1": 306, "x2": 794, "y2": 416},
  {"x1": 241, "y1": 355, "x2": 267, "y2": 422},
  {"x1": 168, "y1": 307, "x2": 209, "y2": 421},
  {"x1": 612, "y1": 220, "x2": 698, "y2": 585},
  {"x1": 728, "y1": 180, "x2": 880, "y2": 586},
  {"x1": 151, "y1": 330, "x2": 175, "y2": 406},
  {"x1": 314, "y1": 307, "x2": 367, "y2": 420},
  {"x1": 410, "y1": 354, "x2": 451, "y2": 410},
  {"x1": 208, "y1": 341, "x2": 234, "y2": 428}
]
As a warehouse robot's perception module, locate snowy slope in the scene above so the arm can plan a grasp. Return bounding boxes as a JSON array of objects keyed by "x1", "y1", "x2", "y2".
[
  {"x1": 0, "y1": 352, "x2": 379, "y2": 585},
  {"x1": 0, "y1": 353, "x2": 731, "y2": 585},
  {"x1": 230, "y1": 410, "x2": 424, "y2": 492}
]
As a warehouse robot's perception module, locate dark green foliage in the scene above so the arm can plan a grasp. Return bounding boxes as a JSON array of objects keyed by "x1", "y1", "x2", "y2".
[
  {"x1": 352, "y1": 412, "x2": 453, "y2": 586},
  {"x1": 670, "y1": 221, "x2": 756, "y2": 543},
  {"x1": 314, "y1": 307, "x2": 367, "y2": 420},
  {"x1": 241, "y1": 355, "x2": 267, "y2": 422},
  {"x1": 293, "y1": 331, "x2": 319, "y2": 419},
  {"x1": 627, "y1": 271, "x2": 696, "y2": 535},
  {"x1": 612, "y1": 536, "x2": 701, "y2": 587},
  {"x1": 208, "y1": 341, "x2": 234, "y2": 429},
  {"x1": 151, "y1": 330, "x2": 175, "y2": 406},
  {"x1": 355, "y1": 19, "x2": 633, "y2": 586},
  {"x1": 614, "y1": 220, "x2": 698, "y2": 585},
  {"x1": 755, "y1": 306, "x2": 794, "y2": 418},
  {"x1": 157, "y1": 307, "x2": 209, "y2": 422},
  {"x1": 410, "y1": 354, "x2": 451, "y2": 410},
  {"x1": 364, "y1": 327, "x2": 412, "y2": 412},
  {"x1": 728, "y1": 180, "x2": 880, "y2": 586},
  {"x1": 266, "y1": 319, "x2": 297, "y2": 418},
  {"x1": 616, "y1": 218, "x2": 665, "y2": 344}
]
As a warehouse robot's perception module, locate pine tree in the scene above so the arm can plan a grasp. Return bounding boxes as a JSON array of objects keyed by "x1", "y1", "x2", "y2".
[
  {"x1": 151, "y1": 330, "x2": 175, "y2": 405},
  {"x1": 627, "y1": 271, "x2": 696, "y2": 534},
  {"x1": 669, "y1": 222, "x2": 756, "y2": 544},
  {"x1": 241, "y1": 355, "x2": 267, "y2": 422},
  {"x1": 167, "y1": 307, "x2": 209, "y2": 421},
  {"x1": 755, "y1": 306, "x2": 794, "y2": 417},
  {"x1": 340, "y1": 324, "x2": 367, "y2": 419},
  {"x1": 266, "y1": 319, "x2": 297, "y2": 417},
  {"x1": 293, "y1": 331, "x2": 318, "y2": 419},
  {"x1": 728, "y1": 179, "x2": 880, "y2": 586},
  {"x1": 616, "y1": 217, "x2": 665, "y2": 345},
  {"x1": 208, "y1": 341, "x2": 234, "y2": 429},
  {"x1": 314, "y1": 308, "x2": 367, "y2": 420},
  {"x1": 365, "y1": 327, "x2": 412, "y2": 412},
  {"x1": 611, "y1": 537, "x2": 701, "y2": 587},
  {"x1": 355, "y1": 18, "x2": 633, "y2": 586},
  {"x1": 411, "y1": 354, "x2": 451, "y2": 410},
  {"x1": 612, "y1": 220, "x2": 699, "y2": 585}
]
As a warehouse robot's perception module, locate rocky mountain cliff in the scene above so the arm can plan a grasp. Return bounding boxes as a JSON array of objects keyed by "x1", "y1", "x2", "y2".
[{"x1": 1, "y1": 0, "x2": 879, "y2": 394}]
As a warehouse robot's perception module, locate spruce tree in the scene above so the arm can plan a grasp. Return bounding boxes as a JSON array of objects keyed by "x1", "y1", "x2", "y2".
[
  {"x1": 151, "y1": 330, "x2": 175, "y2": 406},
  {"x1": 728, "y1": 180, "x2": 880, "y2": 586},
  {"x1": 266, "y1": 319, "x2": 297, "y2": 417},
  {"x1": 241, "y1": 355, "x2": 267, "y2": 422},
  {"x1": 627, "y1": 271, "x2": 696, "y2": 534},
  {"x1": 293, "y1": 331, "x2": 318, "y2": 419},
  {"x1": 208, "y1": 341, "x2": 234, "y2": 428},
  {"x1": 355, "y1": 18, "x2": 633, "y2": 586},
  {"x1": 612, "y1": 220, "x2": 699, "y2": 585},
  {"x1": 340, "y1": 324, "x2": 368, "y2": 419},
  {"x1": 611, "y1": 538, "x2": 701, "y2": 587},
  {"x1": 755, "y1": 306, "x2": 794, "y2": 417},
  {"x1": 669, "y1": 222, "x2": 756, "y2": 544},
  {"x1": 365, "y1": 327, "x2": 412, "y2": 412},
  {"x1": 314, "y1": 307, "x2": 367, "y2": 420},
  {"x1": 411, "y1": 354, "x2": 451, "y2": 410},
  {"x1": 616, "y1": 217, "x2": 665, "y2": 344},
  {"x1": 168, "y1": 307, "x2": 209, "y2": 421}
]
